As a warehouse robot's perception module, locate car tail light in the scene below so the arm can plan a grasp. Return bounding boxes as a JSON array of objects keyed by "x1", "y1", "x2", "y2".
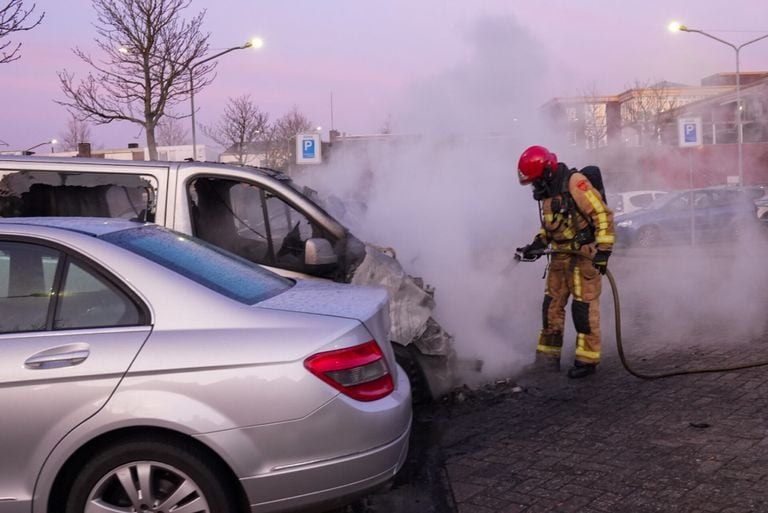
[{"x1": 304, "y1": 340, "x2": 394, "y2": 402}]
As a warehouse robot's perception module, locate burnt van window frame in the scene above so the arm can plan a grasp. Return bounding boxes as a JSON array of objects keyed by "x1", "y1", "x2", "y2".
[
  {"x1": 0, "y1": 170, "x2": 157, "y2": 222},
  {"x1": 185, "y1": 175, "x2": 338, "y2": 274}
]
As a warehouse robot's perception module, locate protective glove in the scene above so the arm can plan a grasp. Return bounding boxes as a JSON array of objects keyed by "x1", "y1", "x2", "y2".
[
  {"x1": 515, "y1": 236, "x2": 547, "y2": 262},
  {"x1": 593, "y1": 249, "x2": 611, "y2": 275}
]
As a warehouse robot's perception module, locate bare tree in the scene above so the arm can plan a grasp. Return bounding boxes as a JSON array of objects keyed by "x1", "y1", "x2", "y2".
[
  {"x1": 621, "y1": 79, "x2": 681, "y2": 146},
  {"x1": 201, "y1": 95, "x2": 269, "y2": 164},
  {"x1": 59, "y1": 113, "x2": 92, "y2": 151},
  {"x1": 578, "y1": 84, "x2": 609, "y2": 150},
  {"x1": 264, "y1": 106, "x2": 313, "y2": 172},
  {"x1": 156, "y1": 113, "x2": 189, "y2": 146},
  {"x1": 56, "y1": 0, "x2": 213, "y2": 159},
  {"x1": 0, "y1": 0, "x2": 43, "y2": 64}
]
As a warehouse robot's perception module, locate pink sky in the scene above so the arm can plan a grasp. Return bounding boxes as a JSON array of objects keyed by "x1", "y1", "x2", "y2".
[{"x1": 1, "y1": 0, "x2": 767, "y2": 151}]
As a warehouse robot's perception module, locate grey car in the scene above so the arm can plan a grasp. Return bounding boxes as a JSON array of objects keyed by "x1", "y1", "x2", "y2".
[{"x1": 0, "y1": 217, "x2": 411, "y2": 513}]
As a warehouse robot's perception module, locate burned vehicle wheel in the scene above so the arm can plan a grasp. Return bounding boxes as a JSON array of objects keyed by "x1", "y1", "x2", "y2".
[
  {"x1": 635, "y1": 226, "x2": 660, "y2": 248},
  {"x1": 393, "y1": 343, "x2": 433, "y2": 404},
  {"x1": 65, "y1": 437, "x2": 238, "y2": 513}
]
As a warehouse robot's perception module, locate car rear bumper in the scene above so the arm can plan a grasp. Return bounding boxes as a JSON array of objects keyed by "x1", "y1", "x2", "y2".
[
  {"x1": 197, "y1": 366, "x2": 412, "y2": 512},
  {"x1": 244, "y1": 418, "x2": 410, "y2": 512}
]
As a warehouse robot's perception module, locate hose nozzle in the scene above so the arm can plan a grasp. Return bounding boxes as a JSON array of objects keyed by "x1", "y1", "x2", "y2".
[{"x1": 514, "y1": 248, "x2": 545, "y2": 263}]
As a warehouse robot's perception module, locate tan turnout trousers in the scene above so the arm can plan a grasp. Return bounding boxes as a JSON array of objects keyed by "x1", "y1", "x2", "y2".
[{"x1": 538, "y1": 246, "x2": 602, "y2": 364}]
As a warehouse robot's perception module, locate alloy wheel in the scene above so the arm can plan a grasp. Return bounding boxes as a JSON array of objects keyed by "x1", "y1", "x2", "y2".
[
  {"x1": 84, "y1": 460, "x2": 210, "y2": 513},
  {"x1": 635, "y1": 226, "x2": 659, "y2": 248}
]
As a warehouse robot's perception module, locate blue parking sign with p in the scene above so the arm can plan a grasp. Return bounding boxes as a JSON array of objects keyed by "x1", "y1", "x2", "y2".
[
  {"x1": 678, "y1": 117, "x2": 702, "y2": 147},
  {"x1": 684, "y1": 123, "x2": 697, "y2": 143},
  {"x1": 296, "y1": 133, "x2": 322, "y2": 164},
  {"x1": 302, "y1": 138, "x2": 315, "y2": 159}
]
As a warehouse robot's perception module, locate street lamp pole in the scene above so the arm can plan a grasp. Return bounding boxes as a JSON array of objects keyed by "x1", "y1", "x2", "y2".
[
  {"x1": 669, "y1": 23, "x2": 768, "y2": 186},
  {"x1": 23, "y1": 139, "x2": 57, "y2": 155},
  {"x1": 189, "y1": 38, "x2": 263, "y2": 160}
]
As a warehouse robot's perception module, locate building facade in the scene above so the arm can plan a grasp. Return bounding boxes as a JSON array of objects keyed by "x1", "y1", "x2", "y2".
[
  {"x1": 658, "y1": 73, "x2": 768, "y2": 146},
  {"x1": 544, "y1": 73, "x2": 768, "y2": 188},
  {"x1": 543, "y1": 79, "x2": 735, "y2": 150}
]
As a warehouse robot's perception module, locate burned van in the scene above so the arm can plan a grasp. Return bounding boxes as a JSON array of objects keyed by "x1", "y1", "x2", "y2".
[{"x1": 0, "y1": 155, "x2": 455, "y2": 401}]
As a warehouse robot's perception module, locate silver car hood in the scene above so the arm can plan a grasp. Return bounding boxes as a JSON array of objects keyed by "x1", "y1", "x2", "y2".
[{"x1": 257, "y1": 280, "x2": 395, "y2": 368}]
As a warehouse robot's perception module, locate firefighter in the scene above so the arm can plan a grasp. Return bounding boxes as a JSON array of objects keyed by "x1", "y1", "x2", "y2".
[{"x1": 516, "y1": 145, "x2": 615, "y2": 378}]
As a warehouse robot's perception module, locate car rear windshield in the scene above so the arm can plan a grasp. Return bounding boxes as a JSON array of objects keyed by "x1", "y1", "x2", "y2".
[
  {"x1": 101, "y1": 226, "x2": 293, "y2": 304},
  {"x1": 648, "y1": 193, "x2": 676, "y2": 210}
]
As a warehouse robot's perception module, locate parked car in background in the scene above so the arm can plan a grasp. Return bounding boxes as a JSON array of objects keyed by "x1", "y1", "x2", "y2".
[
  {"x1": 606, "y1": 190, "x2": 668, "y2": 216},
  {"x1": 615, "y1": 186, "x2": 760, "y2": 248},
  {"x1": 0, "y1": 155, "x2": 457, "y2": 403},
  {"x1": 756, "y1": 196, "x2": 768, "y2": 222},
  {"x1": 745, "y1": 185, "x2": 768, "y2": 222},
  {"x1": 741, "y1": 184, "x2": 768, "y2": 201},
  {"x1": 0, "y1": 217, "x2": 411, "y2": 513}
]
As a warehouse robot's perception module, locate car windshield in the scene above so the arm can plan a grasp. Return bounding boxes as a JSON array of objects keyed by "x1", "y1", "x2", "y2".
[{"x1": 101, "y1": 226, "x2": 293, "y2": 304}]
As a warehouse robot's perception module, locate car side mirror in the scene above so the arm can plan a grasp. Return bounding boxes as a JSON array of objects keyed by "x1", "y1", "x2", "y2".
[{"x1": 305, "y1": 238, "x2": 338, "y2": 266}]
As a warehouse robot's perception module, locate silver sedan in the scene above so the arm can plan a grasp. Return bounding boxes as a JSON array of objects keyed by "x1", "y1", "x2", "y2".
[{"x1": 0, "y1": 217, "x2": 411, "y2": 513}]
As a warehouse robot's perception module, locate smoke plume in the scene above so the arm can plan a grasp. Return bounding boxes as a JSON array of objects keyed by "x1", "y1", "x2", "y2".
[{"x1": 296, "y1": 14, "x2": 768, "y2": 387}]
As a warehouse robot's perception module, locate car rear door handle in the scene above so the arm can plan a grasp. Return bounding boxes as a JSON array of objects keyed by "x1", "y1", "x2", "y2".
[{"x1": 25, "y1": 347, "x2": 90, "y2": 369}]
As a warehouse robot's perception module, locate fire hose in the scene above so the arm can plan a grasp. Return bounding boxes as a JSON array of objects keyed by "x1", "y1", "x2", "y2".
[{"x1": 516, "y1": 248, "x2": 768, "y2": 379}]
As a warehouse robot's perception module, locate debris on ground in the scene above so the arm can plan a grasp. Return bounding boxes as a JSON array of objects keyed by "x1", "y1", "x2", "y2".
[{"x1": 436, "y1": 378, "x2": 526, "y2": 415}]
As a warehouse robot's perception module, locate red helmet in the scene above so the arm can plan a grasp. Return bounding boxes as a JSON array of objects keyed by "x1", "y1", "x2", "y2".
[{"x1": 518, "y1": 145, "x2": 558, "y2": 185}]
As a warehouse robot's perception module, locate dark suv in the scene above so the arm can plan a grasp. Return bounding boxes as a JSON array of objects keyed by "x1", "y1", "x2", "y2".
[{"x1": 615, "y1": 186, "x2": 759, "y2": 248}]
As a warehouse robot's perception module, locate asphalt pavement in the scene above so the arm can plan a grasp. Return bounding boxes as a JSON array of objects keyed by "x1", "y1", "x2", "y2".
[
  {"x1": 439, "y1": 341, "x2": 768, "y2": 513},
  {"x1": 340, "y1": 244, "x2": 768, "y2": 513},
  {"x1": 356, "y1": 346, "x2": 768, "y2": 513}
]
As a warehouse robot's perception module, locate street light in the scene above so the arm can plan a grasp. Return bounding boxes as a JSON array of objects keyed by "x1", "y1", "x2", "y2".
[
  {"x1": 668, "y1": 22, "x2": 768, "y2": 186},
  {"x1": 23, "y1": 139, "x2": 57, "y2": 155},
  {"x1": 189, "y1": 37, "x2": 264, "y2": 159}
]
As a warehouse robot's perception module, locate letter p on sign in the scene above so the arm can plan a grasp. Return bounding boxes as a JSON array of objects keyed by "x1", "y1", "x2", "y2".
[
  {"x1": 684, "y1": 123, "x2": 696, "y2": 142},
  {"x1": 303, "y1": 139, "x2": 315, "y2": 158}
]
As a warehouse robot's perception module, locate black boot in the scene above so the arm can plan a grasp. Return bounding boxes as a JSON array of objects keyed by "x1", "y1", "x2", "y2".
[{"x1": 567, "y1": 361, "x2": 597, "y2": 379}]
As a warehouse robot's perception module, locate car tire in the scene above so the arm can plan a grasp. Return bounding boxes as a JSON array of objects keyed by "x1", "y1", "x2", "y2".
[
  {"x1": 635, "y1": 226, "x2": 660, "y2": 248},
  {"x1": 64, "y1": 436, "x2": 238, "y2": 513},
  {"x1": 393, "y1": 342, "x2": 433, "y2": 405}
]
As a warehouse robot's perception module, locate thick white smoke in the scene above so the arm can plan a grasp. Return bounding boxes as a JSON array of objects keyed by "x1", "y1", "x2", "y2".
[
  {"x1": 295, "y1": 14, "x2": 768, "y2": 386},
  {"x1": 296, "y1": 15, "x2": 556, "y2": 383},
  {"x1": 610, "y1": 237, "x2": 768, "y2": 360},
  {"x1": 392, "y1": 15, "x2": 550, "y2": 137}
]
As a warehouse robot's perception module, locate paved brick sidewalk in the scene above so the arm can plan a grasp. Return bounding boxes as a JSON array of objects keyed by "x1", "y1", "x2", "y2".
[
  {"x1": 337, "y1": 247, "x2": 768, "y2": 513},
  {"x1": 433, "y1": 346, "x2": 768, "y2": 513}
]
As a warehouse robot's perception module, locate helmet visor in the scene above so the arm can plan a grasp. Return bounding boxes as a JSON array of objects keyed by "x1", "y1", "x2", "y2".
[{"x1": 518, "y1": 169, "x2": 533, "y2": 185}]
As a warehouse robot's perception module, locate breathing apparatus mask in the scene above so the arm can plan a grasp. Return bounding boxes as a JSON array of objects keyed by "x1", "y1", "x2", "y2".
[
  {"x1": 532, "y1": 179, "x2": 551, "y2": 200},
  {"x1": 531, "y1": 165, "x2": 556, "y2": 201}
]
